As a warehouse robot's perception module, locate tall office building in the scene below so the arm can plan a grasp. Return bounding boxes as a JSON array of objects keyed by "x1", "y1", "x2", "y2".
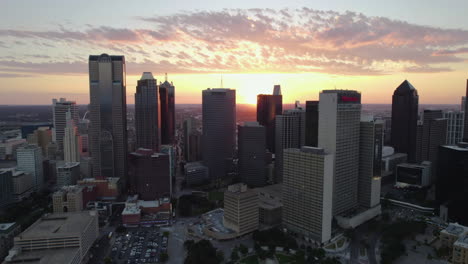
[
  {"x1": 56, "y1": 162, "x2": 80, "y2": 188},
  {"x1": 257, "y1": 86, "x2": 282, "y2": 153},
  {"x1": 89, "y1": 54, "x2": 128, "y2": 184},
  {"x1": 183, "y1": 118, "x2": 195, "y2": 162},
  {"x1": 159, "y1": 74, "x2": 175, "y2": 145},
  {"x1": 464, "y1": 80, "x2": 468, "y2": 142},
  {"x1": 305, "y1": 101, "x2": 319, "y2": 147},
  {"x1": 419, "y1": 110, "x2": 447, "y2": 181},
  {"x1": 223, "y1": 183, "x2": 259, "y2": 236},
  {"x1": 391, "y1": 80, "x2": 419, "y2": 162},
  {"x1": 188, "y1": 132, "x2": 202, "y2": 162},
  {"x1": 52, "y1": 98, "x2": 78, "y2": 151},
  {"x1": 26, "y1": 127, "x2": 51, "y2": 156},
  {"x1": 202, "y1": 88, "x2": 236, "y2": 180},
  {"x1": 128, "y1": 148, "x2": 170, "y2": 200},
  {"x1": 238, "y1": 122, "x2": 266, "y2": 187},
  {"x1": 0, "y1": 170, "x2": 13, "y2": 208},
  {"x1": 462, "y1": 96, "x2": 466, "y2": 112},
  {"x1": 318, "y1": 90, "x2": 361, "y2": 216},
  {"x1": 275, "y1": 107, "x2": 305, "y2": 183},
  {"x1": 282, "y1": 147, "x2": 333, "y2": 243},
  {"x1": 135, "y1": 72, "x2": 160, "y2": 151},
  {"x1": 63, "y1": 111, "x2": 81, "y2": 163},
  {"x1": 358, "y1": 117, "x2": 383, "y2": 209},
  {"x1": 444, "y1": 111, "x2": 465, "y2": 145},
  {"x1": 16, "y1": 145, "x2": 43, "y2": 191}
]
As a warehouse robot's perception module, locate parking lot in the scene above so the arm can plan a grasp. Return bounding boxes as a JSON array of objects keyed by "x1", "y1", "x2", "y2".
[{"x1": 110, "y1": 228, "x2": 168, "y2": 264}]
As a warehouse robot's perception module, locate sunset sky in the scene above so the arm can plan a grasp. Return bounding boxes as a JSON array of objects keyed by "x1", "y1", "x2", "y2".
[{"x1": 1, "y1": 0, "x2": 468, "y2": 105}]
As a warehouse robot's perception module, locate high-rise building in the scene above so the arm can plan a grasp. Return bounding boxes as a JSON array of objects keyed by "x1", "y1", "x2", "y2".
[
  {"x1": 16, "y1": 145, "x2": 43, "y2": 191},
  {"x1": 0, "y1": 170, "x2": 13, "y2": 208},
  {"x1": 159, "y1": 74, "x2": 175, "y2": 145},
  {"x1": 52, "y1": 98, "x2": 78, "y2": 152},
  {"x1": 462, "y1": 96, "x2": 466, "y2": 112},
  {"x1": 275, "y1": 107, "x2": 305, "y2": 183},
  {"x1": 223, "y1": 183, "x2": 259, "y2": 236},
  {"x1": 444, "y1": 111, "x2": 465, "y2": 145},
  {"x1": 391, "y1": 80, "x2": 419, "y2": 162},
  {"x1": 56, "y1": 162, "x2": 81, "y2": 188},
  {"x1": 26, "y1": 127, "x2": 51, "y2": 156},
  {"x1": 358, "y1": 117, "x2": 383, "y2": 209},
  {"x1": 463, "y1": 80, "x2": 468, "y2": 142},
  {"x1": 318, "y1": 90, "x2": 361, "y2": 216},
  {"x1": 238, "y1": 122, "x2": 266, "y2": 187},
  {"x1": 188, "y1": 132, "x2": 202, "y2": 162},
  {"x1": 1, "y1": 168, "x2": 33, "y2": 202},
  {"x1": 53, "y1": 185, "x2": 84, "y2": 213},
  {"x1": 63, "y1": 111, "x2": 82, "y2": 163},
  {"x1": 305, "y1": 101, "x2": 319, "y2": 147},
  {"x1": 257, "y1": 86, "x2": 282, "y2": 153},
  {"x1": 183, "y1": 118, "x2": 197, "y2": 162},
  {"x1": 161, "y1": 145, "x2": 176, "y2": 185},
  {"x1": 128, "y1": 148, "x2": 170, "y2": 200},
  {"x1": 419, "y1": 110, "x2": 447, "y2": 181},
  {"x1": 89, "y1": 54, "x2": 128, "y2": 184},
  {"x1": 282, "y1": 147, "x2": 333, "y2": 243},
  {"x1": 135, "y1": 72, "x2": 160, "y2": 151},
  {"x1": 202, "y1": 88, "x2": 236, "y2": 180}
]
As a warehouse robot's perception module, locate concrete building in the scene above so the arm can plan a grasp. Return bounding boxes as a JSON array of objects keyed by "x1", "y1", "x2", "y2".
[
  {"x1": 53, "y1": 186, "x2": 84, "y2": 213},
  {"x1": 223, "y1": 183, "x2": 259, "y2": 236},
  {"x1": 185, "y1": 162, "x2": 209, "y2": 186},
  {"x1": 255, "y1": 184, "x2": 282, "y2": 227},
  {"x1": 159, "y1": 75, "x2": 175, "y2": 145},
  {"x1": 183, "y1": 118, "x2": 201, "y2": 162},
  {"x1": 318, "y1": 90, "x2": 361, "y2": 216},
  {"x1": 282, "y1": 147, "x2": 333, "y2": 243},
  {"x1": 391, "y1": 80, "x2": 419, "y2": 162},
  {"x1": 396, "y1": 162, "x2": 432, "y2": 187},
  {"x1": 0, "y1": 139, "x2": 27, "y2": 160},
  {"x1": 305, "y1": 101, "x2": 319, "y2": 147},
  {"x1": 128, "y1": 148, "x2": 170, "y2": 200},
  {"x1": 63, "y1": 111, "x2": 81, "y2": 163},
  {"x1": 358, "y1": 117, "x2": 383, "y2": 209},
  {"x1": 440, "y1": 223, "x2": 468, "y2": 264},
  {"x1": 52, "y1": 98, "x2": 78, "y2": 152},
  {"x1": 444, "y1": 111, "x2": 465, "y2": 145},
  {"x1": 26, "y1": 127, "x2": 51, "y2": 156},
  {"x1": 135, "y1": 72, "x2": 160, "y2": 151},
  {"x1": 0, "y1": 223, "x2": 20, "y2": 263},
  {"x1": 56, "y1": 162, "x2": 81, "y2": 188},
  {"x1": 160, "y1": 145, "x2": 176, "y2": 184},
  {"x1": 16, "y1": 145, "x2": 43, "y2": 191},
  {"x1": 275, "y1": 107, "x2": 305, "y2": 183},
  {"x1": 0, "y1": 169, "x2": 13, "y2": 208},
  {"x1": 5, "y1": 211, "x2": 98, "y2": 264},
  {"x1": 238, "y1": 122, "x2": 266, "y2": 187},
  {"x1": 202, "y1": 88, "x2": 236, "y2": 180},
  {"x1": 89, "y1": 54, "x2": 128, "y2": 185},
  {"x1": 188, "y1": 132, "x2": 202, "y2": 162},
  {"x1": 257, "y1": 86, "x2": 282, "y2": 153},
  {"x1": 77, "y1": 177, "x2": 120, "y2": 201},
  {"x1": 2, "y1": 169, "x2": 33, "y2": 202}
]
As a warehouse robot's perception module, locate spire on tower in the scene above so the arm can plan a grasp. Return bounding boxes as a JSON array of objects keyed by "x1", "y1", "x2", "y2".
[{"x1": 165, "y1": 73, "x2": 168, "y2": 82}]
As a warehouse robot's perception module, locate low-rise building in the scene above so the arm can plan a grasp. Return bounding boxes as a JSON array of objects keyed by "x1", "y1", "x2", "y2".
[
  {"x1": 255, "y1": 184, "x2": 282, "y2": 227},
  {"x1": 453, "y1": 235, "x2": 468, "y2": 264},
  {"x1": 223, "y1": 183, "x2": 259, "y2": 236},
  {"x1": 121, "y1": 197, "x2": 172, "y2": 227},
  {"x1": 0, "y1": 168, "x2": 33, "y2": 202},
  {"x1": 0, "y1": 223, "x2": 20, "y2": 262},
  {"x1": 52, "y1": 185, "x2": 84, "y2": 213},
  {"x1": 440, "y1": 223, "x2": 468, "y2": 264},
  {"x1": 77, "y1": 177, "x2": 120, "y2": 200},
  {"x1": 395, "y1": 161, "x2": 432, "y2": 187}
]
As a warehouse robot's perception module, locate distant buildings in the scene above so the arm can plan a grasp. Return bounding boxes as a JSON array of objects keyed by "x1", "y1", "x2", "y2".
[
  {"x1": 128, "y1": 148, "x2": 171, "y2": 200},
  {"x1": 53, "y1": 185, "x2": 84, "y2": 213},
  {"x1": 238, "y1": 122, "x2": 266, "y2": 187},
  {"x1": 16, "y1": 145, "x2": 43, "y2": 191},
  {"x1": 223, "y1": 183, "x2": 259, "y2": 236},
  {"x1": 444, "y1": 111, "x2": 465, "y2": 145},
  {"x1": 135, "y1": 72, "x2": 160, "y2": 151},
  {"x1": 282, "y1": 147, "x2": 333, "y2": 243},
  {"x1": 26, "y1": 127, "x2": 51, "y2": 156},
  {"x1": 305, "y1": 101, "x2": 319, "y2": 147},
  {"x1": 257, "y1": 86, "x2": 282, "y2": 153},
  {"x1": 159, "y1": 75, "x2": 175, "y2": 145},
  {"x1": 52, "y1": 98, "x2": 78, "y2": 153},
  {"x1": 318, "y1": 90, "x2": 361, "y2": 216},
  {"x1": 4, "y1": 211, "x2": 98, "y2": 264},
  {"x1": 89, "y1": 54, "x2": 128, "y2": 184},
  {"x1": 202, "y1": 88, "x2": 236, "y2": 180},
  {"x1": 391, "y1": 80, "x2": 419, "y2": 162}
]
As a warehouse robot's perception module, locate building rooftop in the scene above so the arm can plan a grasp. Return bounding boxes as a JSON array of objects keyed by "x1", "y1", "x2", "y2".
[
  {"x1": 5, "y1": 247, "x2": 80, "y2": 264},
  {"x1": 53, "y1": 185, "x2": 83, "y2": 195},
  {"x1": 56, "y1": 162, "x2": 80, "y2": 169},
  {"x1": 442, "y1": 223, "x2": 468, "y2": 236},
  {"x1": 394, "y1": 80, "x2": 418, "y2": 96},
  {"x1": 140, "y1": 72, "x2": 155, "y2": 80},
  {"x1": 241, "y1": 121, "x2": 262, "y2": 127},
  {"x1": 455, "y1": 235, "x2": 468, "y2": 248},
  {"x1": 0, "y1": 222, "x2": 17, "y2": 233},
  {"x1": 18, "y1": 211, "x2": 97, "y2": 239},
  {"x1": 442, "y1": 144, "x2": 468, "y2": 152},
  {"x1": 397, "y1": 162, "x2": 431, "y2": 169}
]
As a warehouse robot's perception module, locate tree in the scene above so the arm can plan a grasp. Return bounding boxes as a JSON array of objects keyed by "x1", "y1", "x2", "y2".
[
  {"x1": 160, "y1": 252, "x2": 169, "y2": 262},
  {"x1": 230, "y1": 250, "x2": 239, "y2": 261},
  {"x1": 104, "y1": 257, "x2": 112, "y2": 264},
  {"x1": 216, "y1": 251, "x2": 224, "y2": 262},
  {"x1": 185, "y1": 239, "x2": 221, "y2": 264},
  {"x1": 239, "y1": 244, "x2": 248, "y2": 255}
]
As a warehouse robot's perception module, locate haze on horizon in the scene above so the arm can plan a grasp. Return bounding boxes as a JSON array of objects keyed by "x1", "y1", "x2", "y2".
[{"x1": 1, "y1": 0, "x2": 468, "y2": 105}]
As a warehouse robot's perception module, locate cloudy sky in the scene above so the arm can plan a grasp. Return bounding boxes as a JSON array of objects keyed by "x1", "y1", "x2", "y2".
[{"x1": 1, "y1": 0, "x2": 468, "y2": 105}]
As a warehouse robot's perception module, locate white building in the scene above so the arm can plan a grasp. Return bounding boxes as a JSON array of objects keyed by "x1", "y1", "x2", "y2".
[
  {"x1": 16, "y1": 145, "x2": 43, "y2": 190},
  {"x1": 444, "y1": 111, "x2": 465, "y2": 146},
  {"x1": 52, "y1": 98, "x2": 78, "y2": 151}
]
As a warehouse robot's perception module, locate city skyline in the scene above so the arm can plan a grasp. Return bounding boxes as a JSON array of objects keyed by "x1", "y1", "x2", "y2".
[{"x1": 1, "y1": 1, "x2": 468, "y2": 105}]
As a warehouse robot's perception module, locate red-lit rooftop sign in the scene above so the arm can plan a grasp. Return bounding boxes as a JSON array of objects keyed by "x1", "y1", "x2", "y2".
[{"x1": 341, "y1": 96, "x2": 359, "y2": 102}]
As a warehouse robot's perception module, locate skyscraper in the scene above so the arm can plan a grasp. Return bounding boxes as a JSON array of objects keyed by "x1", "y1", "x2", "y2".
[
  {"x1": 305, "y1": 101, "x2": 319, "y2": 147},
  {"x1": 238, "y1": 122, "x2": 266, "y2": 187},
  {"x1": 183, "y1": 118, "x2": 196, "y2": 162},
  {"x1": 275, "y1": 107, "x2": 305, "y2": 183},
  {"x1": 391, "y1": 80, "x2": 419, "y2": 162},
  {"x1": 444, "y1": 111, "x2": 465, "y2": 145},
  {"x1": 282, "y1": 147, "x2": 333, "y2": 243},
  {"x1": 202, "y1": 88, "x2": 236, "y2": 180},
  {"x1": 257, "y1": 86, "x2": 282, "y2": 153},
  {"x1": 89, "y1": 54, "x2": 128, "y2": 184},
  {"x1": 419, "y1": 110, "x2": 447, "y2": 181},
  {"x1": 135, "y1": 72, "x2": 160, "y2": 151},
  {"x1": 319, "y1": 90, "x2": 361, "y2": 216},
  {"x1": 358, "y1": 117, "x2": 383, "y2": 209},
  {"x1": 63, "y1": 111, "x2": 81, "y2": 163},
  {"x1": 16, "y1": 145, "x2": 43, "y2": 191},
  {"x1": 52, "y1": 98, "x2": 78, "y2": 152},
  {"x1": 159, "y1": 74, "x2": 175, "y2": 145},
  {"x1": 0, "y1": 169, "x2": 13, "y2": 208},
  {"x1": 464, "y1": 80, "x2": 468, "y2": 142},
  {"x1": 26, "y1": 127, "x2": 52, "y2": 156}
]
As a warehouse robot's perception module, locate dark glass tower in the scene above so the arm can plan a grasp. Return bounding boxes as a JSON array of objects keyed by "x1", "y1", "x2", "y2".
[
  {"x1": 464, "y1": 80, "x2": 468, "y2": 142},
  {"x1": 238, "y1": 122, "x2": 266, "y2": 187},
  {"x1": 257, "y1": 85, "x2": 282, "y2": 153},
  {"x1": 305, "y1": 101, "x2": 319, "y2": 147},
  {"x1": 135, "y1": 72, "x2": 160, "y2": 151},
  {"x1": 89, "y1": 54, "x2": 127, "y2": 184},
  {"x1": 391, "y1": 80, "x2": 419, "y2": 162},
  {"x1": 160, "y1": 74, "x2": 175, "y2": 145}
]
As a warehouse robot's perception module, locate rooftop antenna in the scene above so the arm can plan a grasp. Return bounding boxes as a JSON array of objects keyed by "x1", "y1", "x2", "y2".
[{"x1": 165, "y1": 73, "x2": 168, "y2": 82}]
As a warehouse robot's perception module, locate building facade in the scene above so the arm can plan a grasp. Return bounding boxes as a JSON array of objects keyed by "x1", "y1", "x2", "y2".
[
  {"x1": 159, "y1": 76, "x2": 175, "y2": 145},
  {"x1": 305, "y1": 101, "x2": 319, "y2": 147},
  {"x1": 56, "y1": 162, "x2": 81, "y2": 188},
  {"x1": 0, "y1": 170, "x2": 13, "y2": 208},
  {"x1": 135, "y1": 72, "x2": 160, "y2": 151},
  {"x1": 445, "y1": 111, "x2": 465, "y2": 146},
  {"x1": 223, "y1": 183, "x2": 259, "y2": 236},
  {"x1": 238, "y1": 122, "x2": 266, "y2": 187},
  {"x1": 257, "y1": 86, "x2": 282, "y2": 153},
  {"x1": 52, "y1": 98, "x2": 78, "y2": 152},
  {"x1": 53, "y1": 185, "x2": 84, "y2": 213},
  {"x1": 16, "y1": 145, "x2": 43, "y2": 191},
  {"x1": 63, "y1": 111, "x2": 82, "y2": 163}
]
